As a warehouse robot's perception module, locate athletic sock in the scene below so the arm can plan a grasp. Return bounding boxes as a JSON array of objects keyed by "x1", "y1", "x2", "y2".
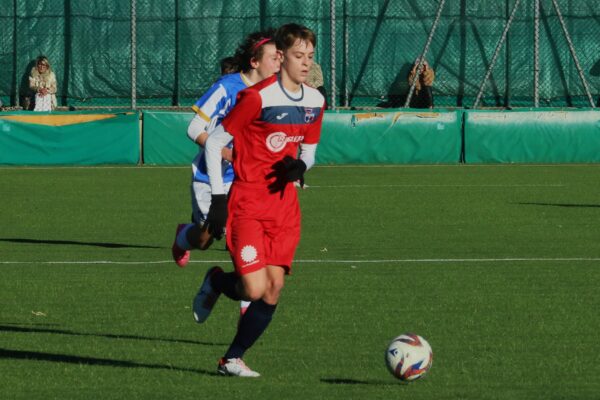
[
  {"x1": 175, "y1": 224, "x2": 194, "y2": 250},
  {"x1": 240, "y1": 300, "x2": 251, "y2": 315},
  {"x1": 224, "y1": 299, "x2": 277, "y2": 360},
  {"x1": 212, "y1": 271, "x2": 242, "y2": 301}
]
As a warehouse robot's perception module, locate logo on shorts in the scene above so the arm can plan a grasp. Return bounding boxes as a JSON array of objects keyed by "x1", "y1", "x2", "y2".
[
  {"x1": 240, "y1": 245, "x2": 258, "y2": 264},
  {"x1": 266, "y1": 132, "x2": 304, "y2": 153}
]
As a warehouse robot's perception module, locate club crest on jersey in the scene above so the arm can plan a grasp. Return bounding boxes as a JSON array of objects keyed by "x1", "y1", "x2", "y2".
[
  {"x1": 304, "y1": 108, "x2": 315, "y2": 123},
  {"x1": 266, "y1": 132, "x2": 304, "y2": 153}
]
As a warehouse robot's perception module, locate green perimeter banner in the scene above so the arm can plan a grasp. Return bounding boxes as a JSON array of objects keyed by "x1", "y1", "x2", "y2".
[
  {"x1": 0, "y1": 111, "x2": 140, "y2": 165},
  {"x1": 142, "y1": 111, "x2": 196, "y2": 165},
  {"x1": 143, "y1": 109, "x2": 463, "y2": 165},
  {"x1": 317, "y1": 110, "x2": 462, "y2": 164},
  {"x1": 464, "y1": 109, "x2": 600, "y2": 163}
]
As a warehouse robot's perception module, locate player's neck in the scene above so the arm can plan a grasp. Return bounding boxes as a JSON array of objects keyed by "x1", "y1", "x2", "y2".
[
  {"x1": 241, "y1": 71, "x2": 257, "y2": 86},
  {"x1": 279, "y1": 71, "x2": 302, "y2": 93}
]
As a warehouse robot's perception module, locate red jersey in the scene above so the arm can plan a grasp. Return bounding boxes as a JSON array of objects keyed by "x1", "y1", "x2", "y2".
[{"x1": 221, "y1": 74, "x2": 325, "y2": 186}]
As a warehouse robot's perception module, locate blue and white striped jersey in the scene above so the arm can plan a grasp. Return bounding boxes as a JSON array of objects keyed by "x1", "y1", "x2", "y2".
[{"x1": 191, "y1": 72, "x2": 252, "y2": 184}]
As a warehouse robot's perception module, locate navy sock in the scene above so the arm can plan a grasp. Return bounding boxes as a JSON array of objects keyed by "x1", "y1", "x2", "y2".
[
  {"x1": 224, "y1": 299, "x2": 277, "y2": 359},
  {"x1": 212, "y1": 271, "x2": 241, "y2": 301}
]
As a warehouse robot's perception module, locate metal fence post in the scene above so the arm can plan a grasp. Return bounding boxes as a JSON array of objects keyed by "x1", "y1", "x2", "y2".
[
  {"x1": 12, "y1": 0, "x2": 19, "y2": 107},
  {"x1": 131, "y1": 0, "x2": 137, "y2": 110},
  {"x1": 343, "y1": 0, "x2": 349, "y2": 107},
  {"x1": 329, "y1": 0, "x2": 336, "y2": 110},
  {"x1": 534, "y1": 0, "x2": 540, "y2": 107},
  {"x1": 174, "y1": 0, "x2": 180, "y2": 106}
]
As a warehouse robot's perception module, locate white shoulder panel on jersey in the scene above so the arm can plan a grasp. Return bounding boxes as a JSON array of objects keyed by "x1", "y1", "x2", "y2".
[{"x1": 260, "y1": 81, "x2": 324, "y2": 109}]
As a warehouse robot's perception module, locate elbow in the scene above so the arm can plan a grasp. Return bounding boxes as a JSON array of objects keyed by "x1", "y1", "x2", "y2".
[{"x1": 187, "y1": 126, "x2": 200, "y2": 143}]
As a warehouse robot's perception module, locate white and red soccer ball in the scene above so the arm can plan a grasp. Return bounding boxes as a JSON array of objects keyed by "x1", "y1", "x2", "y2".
[{"x1": 385, "y1": 333, "x2": 433, "y2": 382}]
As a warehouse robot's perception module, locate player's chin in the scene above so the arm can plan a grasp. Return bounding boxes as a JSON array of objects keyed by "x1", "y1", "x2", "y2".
[{"x1": 296, "y1": 73, "x2": 308, "y2": 84}]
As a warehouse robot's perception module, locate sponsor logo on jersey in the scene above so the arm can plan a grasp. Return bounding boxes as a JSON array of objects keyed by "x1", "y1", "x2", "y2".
[
  {"x1": 266, "y1": 132, "x2": 304, "y2": 152},
  {"x1": 304, "y1": 108, "x2": 315, "y2": 123}
]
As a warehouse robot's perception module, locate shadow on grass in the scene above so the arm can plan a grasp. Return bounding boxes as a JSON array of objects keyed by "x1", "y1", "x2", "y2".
[
  {"x1": 516, "y1": 202, "x2": 600, "y2": 208},
  {"x1": 2, "y1": 322, "x2": 61, "y2": 327},
  {"x1": 0, "y1": 325, "x2": 228, "y2": 346},
  {"x1": 321, "y1": 378, "x2": 401, "y2": 386},
  {"x1": 0, "y1": 348, "x2": 219, "y2": 376},
  {"x1": 0, "y1": 238, "x2": 163, "y2": 249}
]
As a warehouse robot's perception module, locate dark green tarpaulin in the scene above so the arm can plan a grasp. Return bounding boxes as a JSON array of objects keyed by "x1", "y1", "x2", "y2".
[{"x1": 1, "y1": 0, "x2": 600, "y2": 108}]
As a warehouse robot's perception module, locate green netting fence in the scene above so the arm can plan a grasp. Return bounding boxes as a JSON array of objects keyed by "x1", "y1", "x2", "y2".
[{"x1": 1, "y1": 0, "x2": 599, "y2": 110}]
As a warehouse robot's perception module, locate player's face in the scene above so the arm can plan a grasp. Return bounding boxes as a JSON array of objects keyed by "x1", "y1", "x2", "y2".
[
  {"x1": 255, "y1": 43, "x2": 281, "y2": 81},
  {"x1": 282, "y1": 39, "x2": 314, "y2": 86}
]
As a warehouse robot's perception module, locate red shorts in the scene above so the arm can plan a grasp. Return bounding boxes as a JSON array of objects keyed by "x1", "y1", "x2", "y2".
[{"x1": 226, "y1": 181, "x2": 301, "y2": 275}]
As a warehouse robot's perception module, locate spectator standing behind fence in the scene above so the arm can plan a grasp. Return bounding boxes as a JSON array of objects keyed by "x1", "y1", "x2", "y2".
[
  {"x1": 407, "y1": 58, "x2": 434, "y2": 109},
  {"x1": 306, "y1": 61, "x2": 327, "y2": 99},
  {"x1": 29, "y1": 56, "x2": 57, "y2": 112}
]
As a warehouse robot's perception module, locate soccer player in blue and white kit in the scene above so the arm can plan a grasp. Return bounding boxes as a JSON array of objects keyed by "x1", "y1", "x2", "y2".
[{"x1": 171, "y1": 31, "x2": 281, "y2": 269}]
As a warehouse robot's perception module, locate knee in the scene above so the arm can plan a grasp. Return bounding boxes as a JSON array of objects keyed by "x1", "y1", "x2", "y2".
[
  {"x1": 263, "y1": 277, "x2": 284, "y2": 303},
  {"x1": 268, "y1": 278, "x2": 284, "y2": 296},
  {"x1": 242, "y1": 280, "x2": 267, "y2": 302}
]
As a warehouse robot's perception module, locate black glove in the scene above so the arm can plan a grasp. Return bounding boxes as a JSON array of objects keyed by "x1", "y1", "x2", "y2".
[
  {"x1": 266, "y1": 156, "x2": 307, "y2": 194},
  {"x1": 206, "y1": 194, "x2": 228, "y2": 240}
]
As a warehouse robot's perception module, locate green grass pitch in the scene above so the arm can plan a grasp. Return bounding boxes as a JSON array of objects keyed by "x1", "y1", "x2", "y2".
[{"x1": 1, "y1": 164, "x2": 599, "y2": 399}]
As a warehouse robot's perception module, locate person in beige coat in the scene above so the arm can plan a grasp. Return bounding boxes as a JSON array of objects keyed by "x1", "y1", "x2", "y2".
[
  {"x1": 407, "y1": 58, "x2": 435, "y2": 108},
  {"x1": 29, "y1": 56, "x2": 57, "y2": 111}
]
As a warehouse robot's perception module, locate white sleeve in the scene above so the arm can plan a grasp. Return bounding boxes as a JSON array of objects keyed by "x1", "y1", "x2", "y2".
[
  {"x1": 205, "y1": 124, "x2": 234, "y2": 195},
  {"x1": 187, "y1": 115, "x2": 209, "y2": 142},
  {"x1": 299, "y1": 143, "x2": 317, "y2": 171}
]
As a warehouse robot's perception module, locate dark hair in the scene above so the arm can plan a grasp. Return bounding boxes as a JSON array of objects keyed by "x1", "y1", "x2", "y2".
[
  {"x1": 233, "y1": 29, "x2": 276, "y2": 73},
  {"x1": 275, "y1": 23, "x2": 316, "y2": 52},
  {"x1": 220, "y1": 56, "x2": 238, "y2": 74}
]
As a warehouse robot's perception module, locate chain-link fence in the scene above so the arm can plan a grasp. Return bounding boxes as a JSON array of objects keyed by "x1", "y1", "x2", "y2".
[
  {"x1": 1, "y1": 0, "x2": 599, "y2": 110},
  {"x1": 344, "y1": 0, "x2": 600, "y2": 108}
]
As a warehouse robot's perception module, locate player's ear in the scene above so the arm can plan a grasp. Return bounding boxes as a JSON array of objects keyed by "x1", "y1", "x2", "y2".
[{"x1": 250, "y1": 57, "x2": 260, "y2": 69}]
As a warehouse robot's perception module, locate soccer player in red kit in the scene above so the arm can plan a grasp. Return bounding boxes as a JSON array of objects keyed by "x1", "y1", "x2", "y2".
[{"x1": 192, "y1": 23, "x2": 325, "y2": 377}]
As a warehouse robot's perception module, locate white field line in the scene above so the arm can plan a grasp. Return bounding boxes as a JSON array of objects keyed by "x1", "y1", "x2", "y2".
[
  {"x1": 2, "y1": 164, "x2": 600, "y2": 171},
  {"x1": 307, "y1": 184, "x2": 565, "y2": 188},
  {"x1": 1, "y1": 257, "x2": 599, "y2": 265}
]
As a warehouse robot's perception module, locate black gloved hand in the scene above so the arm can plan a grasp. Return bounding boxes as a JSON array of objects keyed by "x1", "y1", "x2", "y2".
[
  {"x1": 206, "y1": 194, "x2": 228, "y2": 240},
  {"x1": 266, "y1": 156, "x2": 307, "y2": 194}
]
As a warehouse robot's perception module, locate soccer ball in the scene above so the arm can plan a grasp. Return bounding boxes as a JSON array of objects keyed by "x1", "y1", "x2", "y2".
[{"x1": 385, "y1": 333, "x2": 433, "y2": 382}]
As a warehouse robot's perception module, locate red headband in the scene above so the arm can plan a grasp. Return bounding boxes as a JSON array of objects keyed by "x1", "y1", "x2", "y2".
[{"x1": 252, "y1": 37, "x2": 272, "y2": 52}]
